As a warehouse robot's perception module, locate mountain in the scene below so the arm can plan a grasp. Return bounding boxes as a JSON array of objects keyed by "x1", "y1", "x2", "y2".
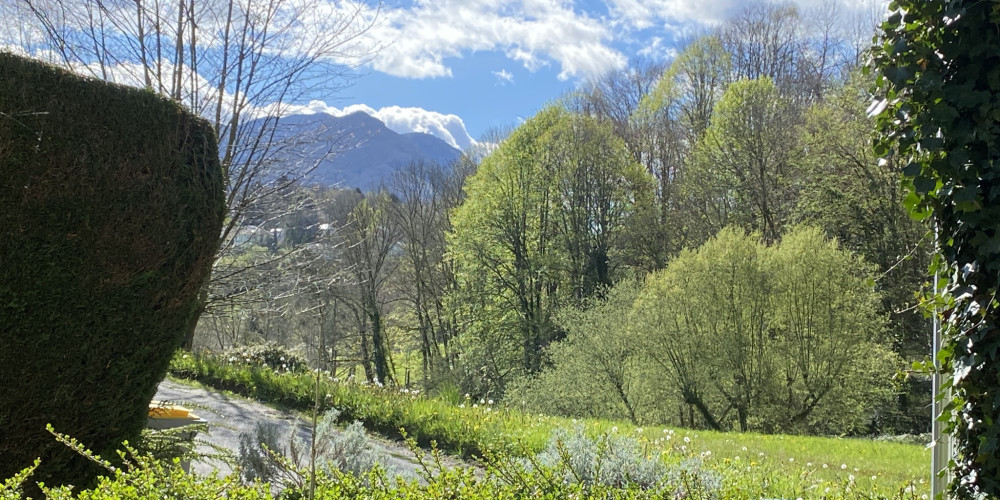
[{"x1": 258, "y1": 111, "x2": 462, "y2": 190}]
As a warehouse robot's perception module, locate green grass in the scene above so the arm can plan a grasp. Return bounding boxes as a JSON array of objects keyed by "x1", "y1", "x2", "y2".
[{"x1": 168, "y1": 351, "x2": 931, "y2": 498}]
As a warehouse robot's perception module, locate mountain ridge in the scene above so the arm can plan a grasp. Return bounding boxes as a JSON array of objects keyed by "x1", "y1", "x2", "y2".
[{"x1": 260, "y1": 111, "x2": 462, "y2": 190}]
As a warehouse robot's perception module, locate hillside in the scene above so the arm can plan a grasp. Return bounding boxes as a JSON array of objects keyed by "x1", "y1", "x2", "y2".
[{"x1": 261, "y1": 111, "x2": 462, "y2": 189}]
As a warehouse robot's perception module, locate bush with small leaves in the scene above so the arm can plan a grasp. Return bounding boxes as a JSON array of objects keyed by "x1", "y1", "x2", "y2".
[
  {"x1": 237, "y1": 408, "x2": 391, "y2": 493},
  {"x1": 239, "y1": 422, "x2": 287, "y2": 483},
  {"x1": 527, "y1": 425, "x2": 721, "y2": 497}
]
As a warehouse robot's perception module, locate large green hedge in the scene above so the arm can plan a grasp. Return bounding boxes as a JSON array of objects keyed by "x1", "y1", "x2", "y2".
[{"x1": 0, "y1": 53, "x2": 224, "y2": 490}]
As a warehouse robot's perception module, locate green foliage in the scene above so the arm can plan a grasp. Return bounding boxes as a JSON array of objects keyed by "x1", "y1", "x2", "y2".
[
  {"x1": 507, "y1": 277, "x2": 657, "y2": 425},
  {"x1": 687, "y1": 78, "x2": 800, "y2": 243},
  {"x1": 0, "y1": 52, "x2": 225, "y2": 491},
  {"x1": 168, "y1": 352, "x2": 539, "y2": 458},
  {"x1": 448, "y1": 106, "x2": 654, "y2": 394},
  {"x1": 792, "y1": 70, "x2": 929, "y2": 361},
  {"x1": 168, "y1": 348, "x2": 930, "y2": 497},
  {"x1": 0, "y1": 394, "x2": 931, "y2": 499},
  {"x1": 871, "y1": 1, "x2": 1000, "y2": 496},
  {"x1": 515, "y1": 227, "x2": 896, "y2": 435}
]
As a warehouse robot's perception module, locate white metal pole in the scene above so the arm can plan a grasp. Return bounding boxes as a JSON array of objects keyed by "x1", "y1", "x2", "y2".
[{"x1": 931, "y1": 224, "x2": 949, "y2": 499}]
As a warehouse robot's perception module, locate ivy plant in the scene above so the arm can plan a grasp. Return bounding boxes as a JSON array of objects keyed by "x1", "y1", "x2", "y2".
[{"x1": 871, "y1": 1, "x2": 1000, "y2": 497}]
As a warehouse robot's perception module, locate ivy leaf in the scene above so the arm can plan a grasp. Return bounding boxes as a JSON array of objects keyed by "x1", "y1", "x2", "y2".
[
  {"x1": 903, "y1": 191, "x2": 931, "y2": 221},
  {"x1": 914, "y1": 175, "x2": 938, "y2": 194},
  {"x1": 953, "y1": 185, "x2": 980, "y2": 211}
]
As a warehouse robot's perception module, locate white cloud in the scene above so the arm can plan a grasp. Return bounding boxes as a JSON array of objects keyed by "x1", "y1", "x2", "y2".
[
  {"x1": 493, "y1": 69, "x2": 515, "y2": 85},
  {"x1": 280, "y1": 100, "x2": 475, "y2": 151},
  {"x1": 605, "y1": 0, "x2": 887, "y2": 30},
  {"x1": 343, "y1": 0, "x2": 626, "y2": 81}
]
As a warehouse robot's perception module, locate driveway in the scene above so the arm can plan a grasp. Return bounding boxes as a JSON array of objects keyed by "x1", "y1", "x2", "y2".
[{"x1": 153, "y1": 378, "x2": 465, "y2": 480}]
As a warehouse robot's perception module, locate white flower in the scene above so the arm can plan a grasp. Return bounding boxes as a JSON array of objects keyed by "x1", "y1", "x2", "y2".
[
  {"x1": 848, "y1": 474, "x2": 855, "y2": 482},
  {"x1": 823, "y1": 464, "x2": 828, "y2": 469},
  {"x1": 611, "y1": 426, "x2": 618, "y2": 433},
  {"x1": 789, "y1": 457, "x2": 794, "y2": 462},
  {"x1": 741, "y1": 446, "x2": 747, "y2": 452},
  {"x1": 806, "y1": 462, "x2": 812, "y2": 467},
  {"x1": 841, "y1": 464, "x2": 847, "y2": 470},
  {"x1": 635, "y1": 428, "x2": 643, "y2": 433},
  {"x1": 683, "y1": 436, "x2": 691, "y2": 443},
  {"x1": 734, "y1": 456, "x2": 740, "y2": 461},
  {"x1": 488, "y1": 399, "x2": 494, "y2": 405},
  {"x1": 871, "y1": 475, "x2": 877, "y2": 481}
]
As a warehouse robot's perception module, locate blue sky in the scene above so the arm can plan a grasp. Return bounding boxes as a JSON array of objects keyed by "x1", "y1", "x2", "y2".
[
  {"x1": 282, "y1": 0, "x2": 882, "y2": 151},
  {"x1": 1, "y1": 0, "x2": 883, "y2": 152}
]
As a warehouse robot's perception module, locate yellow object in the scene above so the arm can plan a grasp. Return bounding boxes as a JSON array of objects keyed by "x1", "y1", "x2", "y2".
[{"x1": 148, "y1": 401, "x2": 193, "y2": 419}]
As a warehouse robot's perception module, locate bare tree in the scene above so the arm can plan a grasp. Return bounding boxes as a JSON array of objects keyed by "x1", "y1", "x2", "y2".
[
  {"x1": 341, "y1": 191, "x2": 399, "y2": 383},
  {"x1": 387, "y1": 160, "x2": 474, "y2": 384}
]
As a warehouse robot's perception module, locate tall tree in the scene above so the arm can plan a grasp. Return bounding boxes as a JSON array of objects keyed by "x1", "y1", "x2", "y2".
[
  {"x1": 342, "y1": 192, "x2": 399, "y2": 384},
  {"x1": 793, "y1": 70, "x2": 928, "y2": 358},
  {"x1": 687, "y1": 77, "x2": 800, "y2": 243},
  {"x1": 389, "y1": 160, "x2": 471, "y2": 384},
  {"x1": 448, "y1": 107, "x2": 653, "y2": 394}
]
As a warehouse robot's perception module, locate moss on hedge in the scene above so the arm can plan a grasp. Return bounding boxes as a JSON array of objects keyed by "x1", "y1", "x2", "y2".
[{"x1": 0, "y1": 52, "x2": 224, "y2": 490}]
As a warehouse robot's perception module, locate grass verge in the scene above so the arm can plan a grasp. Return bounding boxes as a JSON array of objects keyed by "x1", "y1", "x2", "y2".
[{"x1": 167, "y1": 351, "x2": 930, "y2": 498}]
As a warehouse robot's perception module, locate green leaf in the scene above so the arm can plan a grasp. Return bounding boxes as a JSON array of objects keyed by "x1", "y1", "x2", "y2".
[{"x1": 914, "y1": 175, "x2": 937, "y2": 194}]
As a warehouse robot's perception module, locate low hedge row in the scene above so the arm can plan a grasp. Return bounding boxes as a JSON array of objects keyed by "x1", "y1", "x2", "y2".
[{"x1": 167, "y1": 352, "x2": 545, "y2": 459}]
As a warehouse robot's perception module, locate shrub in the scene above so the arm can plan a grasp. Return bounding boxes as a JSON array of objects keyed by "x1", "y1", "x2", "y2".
[
  {"x1": 224, "y1": 342, "x2": 309, "y2": 373},
  {"x1": 517, "y1": 425, "x2": 721, "y2": 497},
  {"x1": 0, "y1": 52, "x2": 224, "y2": 491},
  {"x1": 238, "y1": 408, "x2": 392, "y2": 491}
]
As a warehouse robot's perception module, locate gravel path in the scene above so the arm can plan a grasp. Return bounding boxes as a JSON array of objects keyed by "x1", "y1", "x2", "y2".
[{"x1": 153, "y1": 379, "x2": 464, "y2": 480}]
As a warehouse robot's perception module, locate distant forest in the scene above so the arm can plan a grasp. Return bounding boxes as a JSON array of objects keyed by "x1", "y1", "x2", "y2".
[{"x1": 180, "y1": 2, "x2": 928, "y2": 438}]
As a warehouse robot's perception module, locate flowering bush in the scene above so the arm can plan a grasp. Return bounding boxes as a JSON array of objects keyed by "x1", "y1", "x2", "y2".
[{"x1": 222, "y1": 343, "x2": 308, "y2": 373}]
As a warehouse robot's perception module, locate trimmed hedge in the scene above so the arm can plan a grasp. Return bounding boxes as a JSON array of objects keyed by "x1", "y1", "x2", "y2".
[{"x1": 0, "y1": 53, "x2": 224, "y2": 491}]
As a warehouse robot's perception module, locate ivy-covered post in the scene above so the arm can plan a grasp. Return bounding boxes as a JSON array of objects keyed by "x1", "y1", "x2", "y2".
[{"x1": 872, "y1": 1, "x2": 1000, "y2": 497}]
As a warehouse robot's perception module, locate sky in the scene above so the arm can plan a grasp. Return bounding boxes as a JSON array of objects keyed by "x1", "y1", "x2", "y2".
[
  {"x1": 282, "y1": 0, "x2": 884, "y2": 151},
  {"x1": 1, "y1": 0, "x2": 885, "y2": 152}
]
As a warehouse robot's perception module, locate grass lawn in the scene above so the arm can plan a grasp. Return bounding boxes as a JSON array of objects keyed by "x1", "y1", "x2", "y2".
[{"x1": 168, "y1": 351, "x2": 931, "y2": 498}]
